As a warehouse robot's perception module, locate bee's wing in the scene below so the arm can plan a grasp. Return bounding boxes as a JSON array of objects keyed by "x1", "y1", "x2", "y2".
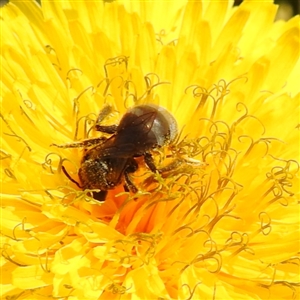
[
  {"x1": 98, "y1": 143, "x2": 137, "y2": 158},
  {"x1": 94, "y1": 110, "x2": 158, "y2": 158},
  {"x1": 118, "y1": 109, "x2": 157, "y2": 134},
  {"x1": 88, "y1": 133, "x2": 143, "y2": 158}
]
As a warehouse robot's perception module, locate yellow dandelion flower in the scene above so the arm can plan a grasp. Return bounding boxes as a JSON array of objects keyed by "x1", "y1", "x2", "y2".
[{"x1": 1, "y1": 0, "x2": 299, "y2": 299}]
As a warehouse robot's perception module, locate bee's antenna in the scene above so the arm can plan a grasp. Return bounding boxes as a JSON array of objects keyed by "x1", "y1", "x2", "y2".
[{"x1": 61, "y1": 165, "x2": 82, "y2": 188}]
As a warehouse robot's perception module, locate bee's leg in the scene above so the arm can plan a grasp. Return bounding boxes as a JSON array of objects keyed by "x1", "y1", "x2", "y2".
[
  {"x1": 95, "y1": 104, "x2": 114, "y2": 123},
  {"x1": 51, "y1": 137, "x2": 107, "y2": 148},
  {"x1": 144, "y1": 153, "x2": 192, "y2": 173},
  {"x1": 159, "y1": 158, "x2": 206, "y2": 173},
  {"x1": 124, "y1": 159, "x2": 138, "y2": 193},
  {"x1": 144, "y1": 152, "x2": 157, "y2": 172},
  {"x1": 158, "y1": 159, "x2": 185, "y2": 173},
  {"x1": 94, "y1": 104, "x2": 118, "y2": 134},
  {"x1": 95, "y1": 124, "x2": 118, "y2": 134}
]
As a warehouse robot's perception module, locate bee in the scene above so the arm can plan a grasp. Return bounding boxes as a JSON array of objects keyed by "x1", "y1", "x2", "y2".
[{"x1": 52, "y1": 104, "x2": 178, "y2": 200}]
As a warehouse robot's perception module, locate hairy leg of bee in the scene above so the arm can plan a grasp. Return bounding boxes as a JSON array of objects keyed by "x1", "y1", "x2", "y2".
[
  {"x1": 51, "y1": 137, "x2": 107, "y2": 148},
  {"x1": 145, "y1": 153, "x2": 204, "y2": 174},
  {"x1": 145, "y1": 152, "x2": 184, "y2": 173},
  {"x1": 95, "y1": 124, "x2": 118, "y2": 134},
  {"x1": 96, "y1": 104, "x2": 114, "y2": 122},
  {"x1": 94, "y1": 104, "x2": 118, "y2": 134},
  {"x1": 158, "y1": 159, "x2": 185, "y2": 173},
  {"x1": 158, "y1": 157, "x2": 205, "y2": 173},
  {"x1": 124, "y1": 159, "x2": 138, "y2": 193},
  {"x1": 144, "y1": 152, "x2": 157, "y2": 172}
]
